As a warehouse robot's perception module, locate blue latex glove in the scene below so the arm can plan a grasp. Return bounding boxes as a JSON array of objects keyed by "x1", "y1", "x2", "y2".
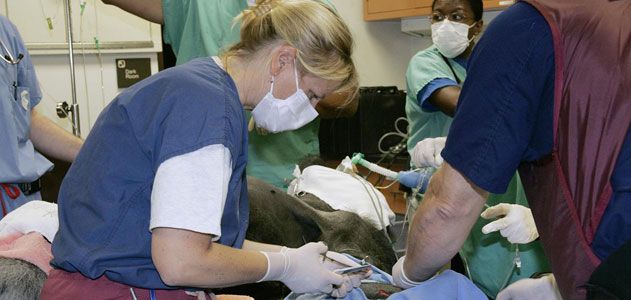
[{"x1": 397, "y1": 169, "x2": 432, "y2": 191}]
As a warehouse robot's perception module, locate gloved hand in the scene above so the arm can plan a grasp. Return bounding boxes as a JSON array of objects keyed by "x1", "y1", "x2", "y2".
[
  {"x1": 330, "y1": 276, "x2": 354, "y2": 298},
  {"x1": 411, "y1": 137, "x2": 447, "y2": 168},
  {"x1": 392, "y1": 256, "x2": 425, "y2": 289},
  {"x1": 496, "y1": 274, "x2": 562, "y2": 300},
  {"x1": 259, "y1": 242, "x2": 345, "y2": 295},
  {"x1": 286, "y1": 248, "x2": 367, "y2": 296},
  {"x1": 481, "y1": 203, "x2": 539, "y2": 244},
  {"x1": 321, "y1": 250, "x2": 372, "y2": 291}
]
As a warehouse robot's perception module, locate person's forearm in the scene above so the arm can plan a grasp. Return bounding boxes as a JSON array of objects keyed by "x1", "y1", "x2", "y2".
[
  {"x1": 243, "y1": 240, "x2": 284, "y2": 252},
  {"x1": 404, "y1": 163, "x2": 488, "y2": 281},
  {"x1": 101, "y1": 0, "x2": 164, "y2": 24},
  {"x1": 30, "y1": 110, "x2": 83, "y2": 162},
  {"x1": 152, "y1": 228, "x2": 268, "y2": 288},
  {"x1": 428, "y1": 86, "x2": 460, "y2": 117}
]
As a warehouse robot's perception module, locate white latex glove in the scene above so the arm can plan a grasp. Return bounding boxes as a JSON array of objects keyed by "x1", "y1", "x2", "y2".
[
  {"x1": 496, "y1": 274, "x2": 562, "y2": 300},
  {"x1": 391, "y1": 256, "x2": 424, "y2": 289},
  {"x1": 481, "y1": 203, "x2": 539, "y2": 244},
  {"x1": 330, "y1": 276, "x2": 354, "y2": 298},
  {"x1": 0, "y1": 200, "x2": 58, "y2": 242},
  {"x1": 411, "y1": 137, "x2": 447, "y2": 168},
  {"x1": 321, "y1": 250, "x2": 371, "y2": 294},
  {"x1": 259, "y1": 242, "x2": 345, "y2": 295}
]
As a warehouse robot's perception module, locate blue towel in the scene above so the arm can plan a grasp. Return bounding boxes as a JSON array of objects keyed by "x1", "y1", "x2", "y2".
[
  {"x1": 285, "y1": 255, "x2": 486, "y2": 300},
  {"x1": 387, "y1": 270, "x2": 487, "y2": 300}
]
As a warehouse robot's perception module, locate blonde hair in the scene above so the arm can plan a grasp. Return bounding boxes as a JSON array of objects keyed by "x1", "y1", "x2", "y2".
[{"x1": 224, "y1": 0, "x2": 358, "y2": 100}]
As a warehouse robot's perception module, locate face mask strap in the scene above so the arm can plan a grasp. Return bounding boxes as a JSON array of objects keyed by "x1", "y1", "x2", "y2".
[
  {"x1": 293, "y1": 58, "x2": 300, "y2": 91},
  {"x1": 269, "y1": 58, "x2": 300, "y2": 95},
  {"x1": 468, "y1": 22, "x2": 478, "y2": 43}
]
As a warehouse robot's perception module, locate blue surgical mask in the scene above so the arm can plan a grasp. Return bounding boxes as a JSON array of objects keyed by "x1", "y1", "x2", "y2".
[{"x1": 251, "y1": 63, "x2": 319, "y2": 133}]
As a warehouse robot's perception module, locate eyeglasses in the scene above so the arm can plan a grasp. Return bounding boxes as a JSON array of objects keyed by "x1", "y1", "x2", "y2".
[
  {"x1": 428, "y1": 12, "x2": 473, "y2": 24},
  {"x1": 0, "y1": 39, "x2": 23, "y2": 65}
]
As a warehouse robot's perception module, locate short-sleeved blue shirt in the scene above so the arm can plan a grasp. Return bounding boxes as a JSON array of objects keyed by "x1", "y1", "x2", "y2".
[
  {"x1": 0, "y1": 16, "x2": 52, "y2": 184},
  {"x1": 405, "y1": 46, "x2": 467, "y2": 150},
  {"x1": 417, "y1": 57, "x2": 467, "y2": 112},
  {"x1": 442, "y1": 1, "x2": 631, "y2": 260},
  {"x1": 443, "y1": 2, "x2": 555, "y2": 193},
  {"x1": 51, "y1": 58, "x2": 250, "y2": 289},
  {"x1": 0, "y1": 16, "x2": 53, "y2": 219}
]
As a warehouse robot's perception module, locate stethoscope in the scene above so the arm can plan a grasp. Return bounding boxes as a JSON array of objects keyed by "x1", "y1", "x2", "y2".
[
  {"x1": 0, "y1": 38, "x2": 23, "y2": 65},
  {"x1": 0, "y1": 37, "x2": 23, "y2": 101}
]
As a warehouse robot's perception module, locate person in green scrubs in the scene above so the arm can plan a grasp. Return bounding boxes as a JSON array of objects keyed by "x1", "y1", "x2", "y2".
[
  {"x1": 102, "y1": 0, "x2": 349, "y2": 189},
  {"x1": 404, "y1": 0, "x2": 550, "y2": 297}
]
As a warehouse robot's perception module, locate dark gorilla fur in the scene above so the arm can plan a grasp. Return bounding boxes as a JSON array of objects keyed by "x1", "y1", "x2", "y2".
[{"x1": 216, "y1": 176, "x2": 400, "y2": 299}]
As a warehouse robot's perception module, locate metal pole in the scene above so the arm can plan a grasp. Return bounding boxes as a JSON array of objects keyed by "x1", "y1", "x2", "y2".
[{"x1": 64, "y1": 0, "x2": 81, "y2": 137}]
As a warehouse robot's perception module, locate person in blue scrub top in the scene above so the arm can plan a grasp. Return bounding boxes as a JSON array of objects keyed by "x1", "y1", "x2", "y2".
[
  {"x1": 40, "y1": 1, "x2": 367, "y2": 299},
  {"x1": 0, "y1": 15, "x2": 83, "y2": 219},
  {"x1": 404, "y1": 0, "x2": 549, "y2": 297},
  {"x1": 102, "y1": 0, "x2": 354, "y2": 190}
]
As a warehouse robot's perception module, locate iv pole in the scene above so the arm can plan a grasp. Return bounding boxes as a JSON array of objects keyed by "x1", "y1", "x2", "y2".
[{"x1": 63, "y1": 0, "x2": 81, "y2": 137}]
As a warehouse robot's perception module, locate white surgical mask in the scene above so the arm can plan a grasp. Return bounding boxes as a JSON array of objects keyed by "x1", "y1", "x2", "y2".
[
  {"x1": 251, "y1": 63, "x2": 319, "y2": 133},
  {"x1": 431, "y1": 19, "x2": 476, "y2": 58}
]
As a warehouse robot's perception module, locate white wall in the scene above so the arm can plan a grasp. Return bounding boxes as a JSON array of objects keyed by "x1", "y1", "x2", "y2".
[
  {"x1": 4, "y1": 0, "x2": 161, "y2": 138},
  {"x1": 331, "y1": 0, "x2": 432, "y2": 89},
  {"x1": 31, "y1": 52, "x2": 159, "y2": 136}
]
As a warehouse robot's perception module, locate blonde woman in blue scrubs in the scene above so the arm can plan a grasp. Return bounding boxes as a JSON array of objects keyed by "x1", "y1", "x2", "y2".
[{"x1": 103, "y1": 0, "x2": 348, "y2": 190}]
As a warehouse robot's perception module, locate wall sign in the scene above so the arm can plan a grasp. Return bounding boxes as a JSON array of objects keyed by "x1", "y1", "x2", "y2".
[{"x1": 116, "y1": 58, "x2": 151, "y2": 88}]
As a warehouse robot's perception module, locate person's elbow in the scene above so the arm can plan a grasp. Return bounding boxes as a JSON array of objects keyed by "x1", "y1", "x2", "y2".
[
  {"x1": 151, "y1": 227, "x2": 212, "y2": 287},
  {"x1": 434, "y1": 193, "x2": 476, "y2": 220},
  {"x1": 154, "y1": 258, "x2": 188, "y2": 287},
  {"x1": 152, "y1": 242, "x2": 195, "y2": 286},
  {"x1": 422, "y1": 199, "x2": 461, "y2": 224},
  {"x1": 423, "y1": 165, "x2": 488, "y2": 221}
]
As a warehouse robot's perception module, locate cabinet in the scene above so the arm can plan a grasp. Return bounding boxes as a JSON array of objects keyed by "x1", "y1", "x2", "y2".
[
  {"x1": 364, "y1": 0, "x2": 432, "y2": 21},
  {"x1": 364, "y1": 0, "x2": 515, "y2": 21}
]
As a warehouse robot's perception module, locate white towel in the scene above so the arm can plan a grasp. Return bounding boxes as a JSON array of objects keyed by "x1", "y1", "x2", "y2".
[
  {"x1": 0, "y1": 200, "x2": 58, "y2": 242},
  {"x1": 288, "y1": 165, "x2": 395, "y2": 230}
]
